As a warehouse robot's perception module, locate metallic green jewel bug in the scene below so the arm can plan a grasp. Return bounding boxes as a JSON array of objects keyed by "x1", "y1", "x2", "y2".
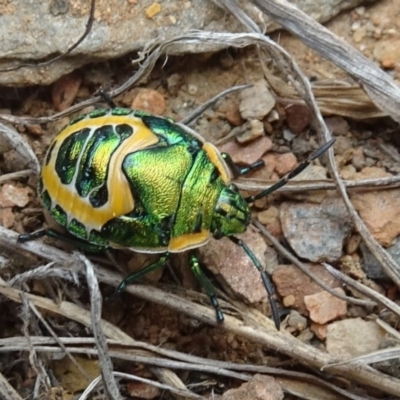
[{"x1": 18, "y1": 103, "x2": 334, "y2": 329}]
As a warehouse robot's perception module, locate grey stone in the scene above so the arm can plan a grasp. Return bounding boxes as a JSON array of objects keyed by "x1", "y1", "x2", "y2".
[
  {"x1": 360, "y1": 237, "x2": 400, "y2": 280},
  {"x1": 0, "y1": 0, "x2": 373, "y2": 85},
  {"x1": 280, "y1": 197, "x2": 352, "y2": 262}
]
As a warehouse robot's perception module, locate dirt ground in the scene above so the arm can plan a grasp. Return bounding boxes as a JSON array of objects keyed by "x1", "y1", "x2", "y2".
[{"x1": 1, "y1": 0, "x2": 400, "y2": 399}]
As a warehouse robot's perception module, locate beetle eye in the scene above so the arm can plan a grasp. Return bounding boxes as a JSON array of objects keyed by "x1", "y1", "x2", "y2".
[{"x1": 228, "y1": 184, "x2": 238, "y2": 192}]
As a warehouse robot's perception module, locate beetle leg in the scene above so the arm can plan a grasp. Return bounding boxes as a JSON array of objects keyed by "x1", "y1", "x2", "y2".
[
  {"x1": 222, "y1": 152, "x2": 264, "y2": 177},
  {"x1": 189, "y1": 254, "x2": 224, "y2": 322},
  {"x1": 228, "y1": 235, "x2": 281, "y2": 330},
  {"x1": 18, "y1": 230, "x2": 47, "y2": 242},
  {"x1": 116, "y1": 253, "x2": 170, "y2": 293},
  {"x1": 17, "y1": 229, "x2": 107, "y2": 252}
]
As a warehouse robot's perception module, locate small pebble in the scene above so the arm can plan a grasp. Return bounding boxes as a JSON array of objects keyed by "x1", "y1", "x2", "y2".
[{"x1": 145, "y1": 2, "x2": 161, "y2": 18}]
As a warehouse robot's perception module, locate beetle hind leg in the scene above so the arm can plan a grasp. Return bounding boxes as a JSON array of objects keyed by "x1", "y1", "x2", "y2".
[{"x1": 189, "y1": 254, "x2": 224, "y2": 322}]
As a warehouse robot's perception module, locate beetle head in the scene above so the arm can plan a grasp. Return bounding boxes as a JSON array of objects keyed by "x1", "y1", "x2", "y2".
[{"x1": 211, "y1": 184, "x2": 250, "y2": 239}]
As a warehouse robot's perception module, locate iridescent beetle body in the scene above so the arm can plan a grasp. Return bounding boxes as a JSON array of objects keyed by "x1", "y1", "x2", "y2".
[
  {"x1": 39, "y1": 107, "x2": 249, "y2": 252},
  {"x1": 20, "y1": 105, "x2": 335, "y2": 329}
]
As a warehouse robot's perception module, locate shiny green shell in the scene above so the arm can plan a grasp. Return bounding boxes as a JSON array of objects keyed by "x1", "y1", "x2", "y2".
[{"x1": 40, "y1": 108, "x2": 250, "y2": 252}]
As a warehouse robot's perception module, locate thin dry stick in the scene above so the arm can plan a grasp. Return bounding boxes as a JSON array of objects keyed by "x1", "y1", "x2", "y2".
[
  {"x1": 326, "y1": 347, "x2": 400, "y2": 370},
  {"x1": 80, "y1": 372, "x2": 207, "y2": 400},
  {"x1": 19, "y1": 294, "x2": 52, "y2": 394},
  {"x1": 0, "y1": 277, "x2": 387, "y2": 400},
  {"x1": 0, "y1": 170, "x2": 33, "y2": 183},
  {"x1": 1, "y1": 226, "x2": 400, "y2": 396},
  {"x1": 0, "y1": 121, "x2": 40, "y2": 173},
  {"x1": 81, "y1": 255, "x2": 123, "y2": 400},
  {"x1": 235, "y1": 175, "x2": 400, "y2": 193},
  {"x1": 322, "y1": 263, "x2": 400, "y2": 319},
  {"x1": 27, "y1": 299, "x2": 93, "y2": 383},
  {"x1": 0, "y1": 372, "x2": 22, "y2": 400},
  {"x1": 251, "y1": 0, "x2": 400, "y2": 122},
  {"x1": 181, "y1": 84, "x2": 252, "y2": 125},
  {"x1": 0, "y1": 342, "x2": 369, "y2": 400},
  {"x1": 216, "y1": 2, "x2": 400, "y2": 290},
  {"x1": 2, "y1": 278, "x2": 399, "y2": 397},
  {"x1": 253, "y1": 220, "x2": 375, "y2": 307},
  {"x1": 233, "y1": 2, "x2": 400, "y2": 289}
]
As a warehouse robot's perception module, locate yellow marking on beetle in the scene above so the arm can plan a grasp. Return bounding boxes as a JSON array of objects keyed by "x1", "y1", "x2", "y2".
[
  {"x1": 202, "y1": 142, "x2": 231, "y2": 183},
  {"x1": 42, "y1": 116, "x2": 160, "y2": 232},
  {"x1": 53, "y1": 114, "x2": 142, "y2": 143},
  {"x1": 169, "y1": 230, "x2": 210, "y2": 252}
]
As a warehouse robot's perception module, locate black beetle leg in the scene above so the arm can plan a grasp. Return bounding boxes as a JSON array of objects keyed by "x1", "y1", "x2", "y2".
[
  {"x1": 189, "y1": 254, "x2": 224, "y2": 322},
  {"x1": 228, "y1": 235, "x2": 280, "y2": 330}
]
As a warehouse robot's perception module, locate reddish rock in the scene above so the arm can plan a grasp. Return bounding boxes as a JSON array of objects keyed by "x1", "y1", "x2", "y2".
[
  {"x1": 310, "y1": 322, "x2": 328, "y2": 340},
  {"x1": 127, "y1": 381, "x2": 160, "y2": 399},
  {"x1": 26, "y1": 124, "x2": 44, "y2": 136},
  {"x1": 225, "y1": 101, "x2": 244, "y2": 126},
  {"x1": 132, "y1": 89, "x2": 165, "y2": 115},
  {"x1": 219, "y1": 136, "x2": 273, "y2": 166},
  {"x1": 304, "y1": 288, "x2": 347, "y2": 324},
  {"x1": 273, "y1": 264, "x2": 340, "y2": 313},
  {"x1": 199, "y1": 229, "x2": 269, "y2": 304},
  {"x1": 0, "y1": 208, "x2": 14, "y2": 228},
  {"x1": 222, "y1": 374, "x2": 283, "y2": 400},
  {"x1": 351, "y1": 187, "x2": 400, "y2": 246},
  {"x1": 275, "y1": 152, "x2": 297, "y2": 176},
  {"x1": 285, "y1": 104, "x2": 311, "y2": 133}
]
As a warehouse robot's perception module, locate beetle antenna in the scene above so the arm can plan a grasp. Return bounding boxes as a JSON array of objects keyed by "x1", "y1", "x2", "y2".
[
  {"x1": 246, "y1": 138, "x2": 335, "y2": 203},
  {"x1": 97, "y1": 88, "x2": 117, "y2": 108},
  {"x1": 228, "y1": 235, "x2": 280, "y2": 330}
]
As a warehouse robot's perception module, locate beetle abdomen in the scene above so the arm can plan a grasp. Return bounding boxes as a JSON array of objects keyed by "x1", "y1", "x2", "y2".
[{"x1": 40, "y1": 108, "x2": 233, "y2": 252}]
